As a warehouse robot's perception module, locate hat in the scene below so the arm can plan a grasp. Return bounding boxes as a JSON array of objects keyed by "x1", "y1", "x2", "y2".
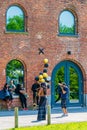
[{"x1": 62, "y1": 82, "x2": 66, "y2": 85}]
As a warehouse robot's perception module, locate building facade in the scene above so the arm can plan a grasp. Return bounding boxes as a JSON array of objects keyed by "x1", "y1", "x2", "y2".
[{"x1": 0, "y1": 0, "x2": 87, "y2": 108}]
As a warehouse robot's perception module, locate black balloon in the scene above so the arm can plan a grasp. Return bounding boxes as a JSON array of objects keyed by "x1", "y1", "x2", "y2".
[
  {"x1": 43, "y1": 69, "x2": 47, "y2": 73},
  {"x1": 44, "y1": 63, "x2": 49, "y2": 68},
  {"x1": 35, "y1": 76, "x2": 39, "y2": 81}
]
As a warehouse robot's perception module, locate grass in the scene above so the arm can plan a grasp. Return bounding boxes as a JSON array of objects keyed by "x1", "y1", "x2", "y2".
[{"x1": 10, "y1": 122, "x2": 87, "y2": 130}]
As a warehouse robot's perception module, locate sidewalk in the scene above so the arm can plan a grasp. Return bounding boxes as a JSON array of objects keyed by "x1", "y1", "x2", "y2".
[{"x1": 0, "y1": 107, "x2": 87, "y2": 130}]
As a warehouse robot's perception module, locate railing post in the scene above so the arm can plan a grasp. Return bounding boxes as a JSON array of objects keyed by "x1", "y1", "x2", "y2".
[
  {"x1": 47, "y1": 104, "x2": 51, "y2": 125},
  {"x1": 14, "y1": 107, "x2": 18, "y2": 128}
]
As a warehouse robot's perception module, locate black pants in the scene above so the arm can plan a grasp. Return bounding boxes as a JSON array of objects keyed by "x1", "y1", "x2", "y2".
[
  {"x1": 33, "y1": 92, "x2": 39, "y2": 105},
  {"x1": 19, "y1": 94, "x2": 27, "y2": 108}
]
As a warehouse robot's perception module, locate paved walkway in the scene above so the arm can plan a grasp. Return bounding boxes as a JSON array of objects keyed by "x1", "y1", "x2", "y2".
[{"x1": 0, "y1": 107, "x2": 87, "y2": 130}]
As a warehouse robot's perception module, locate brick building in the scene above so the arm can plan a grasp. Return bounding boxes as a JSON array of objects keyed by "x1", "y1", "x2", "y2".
[{"x1": 0, "y1": 0, "x2": 87, "y2": 109}]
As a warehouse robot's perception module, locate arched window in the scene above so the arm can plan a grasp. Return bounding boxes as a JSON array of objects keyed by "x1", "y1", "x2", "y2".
[
  {"x1": 59, "y1": 10, "x2": 77, "y2": 35},
  {"x1": 6, "y1": 5, "x2": 25, "y2": 32},
  {"x1": 6, "y1": 59, "x2": 24, "y2": 86}
]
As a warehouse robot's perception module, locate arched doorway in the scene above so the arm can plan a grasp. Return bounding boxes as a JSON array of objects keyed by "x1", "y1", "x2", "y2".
[
  {"x1": 6, "y1": 59, "x2": 24, "y2": 86},
  {"x1": 51, "y1": 60, "x2": 84, "y2": 107}
]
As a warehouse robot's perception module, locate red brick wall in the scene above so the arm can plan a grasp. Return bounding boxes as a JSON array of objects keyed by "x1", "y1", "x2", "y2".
[{"x1": 0, "y1": 0, "x2": 87, "y2": 107}]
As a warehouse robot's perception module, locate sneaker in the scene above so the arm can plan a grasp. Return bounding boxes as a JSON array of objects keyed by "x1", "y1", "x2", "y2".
[
  {"x1": 25, "y1": 108, "x2": 28, "y2": 110},
  {"x1": 23, "y1": 108, "x2": 28, "y2": 110},
  {"x1": 65, "y1": 114, "x2": 68, "y2": 116},
  {"x1": 61, "y1": 114, "x2": 65, "y2": 117},
  {"x1": 61, "y1": 113, "x2": 68, "y2": 117}
]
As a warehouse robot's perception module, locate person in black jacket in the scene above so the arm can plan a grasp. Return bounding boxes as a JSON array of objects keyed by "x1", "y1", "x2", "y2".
[
  {"x1": 15, "y1": 84, "x2": 28, "y2": 110},
  {"x1": 31, "y1": 79, "x2": 40, "y2": 106}
]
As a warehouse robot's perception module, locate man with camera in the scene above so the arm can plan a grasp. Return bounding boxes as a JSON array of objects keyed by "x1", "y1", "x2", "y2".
[{"x1": 59, "y1": 82, "x2": 69, "y2": 117}]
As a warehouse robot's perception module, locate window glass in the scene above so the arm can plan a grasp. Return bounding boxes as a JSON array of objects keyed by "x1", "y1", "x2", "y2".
[
  {"x1": 69, "y1": 67, "x2": 79, "y2": 103},
  {"x1": 59, "y1": 10, "x2": 75, "y2": 34},
  {"x1": 6, "y1": 5, "x2": 25, "y2": 32},
  {"x1": 54, "y1": 66, "x2": 64, "y2": 103},
  {"x1": 6, "y1": 59, "x2": 24, "y2": 86}
]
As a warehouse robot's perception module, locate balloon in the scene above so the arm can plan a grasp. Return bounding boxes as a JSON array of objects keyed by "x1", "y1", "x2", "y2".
[
  {"x1": 44, "y1": 58, "x2": 48, "y2": 64},
  {"x1": 46, "y1": 76, "x2": 51, "y2": 82},
  {"x1": 43, "y1": 73, "x2": 48, "y2": 78},
  {"x1": 43, "y1": 69, "x2": 47, "y2": 73},
  {"x1": 35, "y1": 76, "x2": 39, "y2": 81},
  {"x1": 44, "y1": 63, "x2": 49, "y2": 68},
  {"x1": 39, "y1": 75, "x2": 43, "y2": 79},
  {"x1": 39, "y1": 78, "x2": 45, "y2": 83},
  {"x1": 39, "y1": 72, "x2": 43, "y2": 75}
]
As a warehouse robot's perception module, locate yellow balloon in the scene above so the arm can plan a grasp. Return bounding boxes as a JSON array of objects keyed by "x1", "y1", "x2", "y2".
[
  {"x1": 39, "y1": 78, "x2": 45, "y2": 83},
  {"x1": 44, "y1": 58, "x2": 48, "y2": 64},
  {"x1": 39, "y1": 75, "x2": 43, "y2": 79},
  {"x1": 43, "y1": 73, "x2": 48, "y2": 78}
]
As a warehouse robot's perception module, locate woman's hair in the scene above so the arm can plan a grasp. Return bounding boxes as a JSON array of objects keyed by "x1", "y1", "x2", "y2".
[
  {"x1": 41, "y1": 83, "x2": 47, "y2": 95},
  {"x1": 41, "y1": 83, "x2": 46, "y2": 88},
  {"x1": 16, "y1": 84, "x2": 21, "y2": 89},
  {"x1": 4, "y1": 83, "x2": 8, "y2": 88},
  {"x1": 3, "y1": 83, "x2": 8, "y2": 91},
  {"x1": 15, "y1": 84, "x2": 21, "y2": 94}
]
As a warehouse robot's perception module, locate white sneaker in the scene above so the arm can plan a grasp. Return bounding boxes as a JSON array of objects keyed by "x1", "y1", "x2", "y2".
[
  {"x1": 61, "y1": 113, "x2": 68, "y2": 117},
  {"x1": 65, "y1": 114, "x2": 68, "y2": 116},
  {"x1": 61, "y1": 114, "x2": 65, "y2": 117}
]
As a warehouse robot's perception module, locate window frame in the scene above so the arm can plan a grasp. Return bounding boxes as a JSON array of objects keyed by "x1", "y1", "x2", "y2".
[
  {"x1": 6, "y1": 5, "x2": 27, "y2": 33},
  {"x1": 58, "y1": 9, "x2": 78, "y2": 37}
]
